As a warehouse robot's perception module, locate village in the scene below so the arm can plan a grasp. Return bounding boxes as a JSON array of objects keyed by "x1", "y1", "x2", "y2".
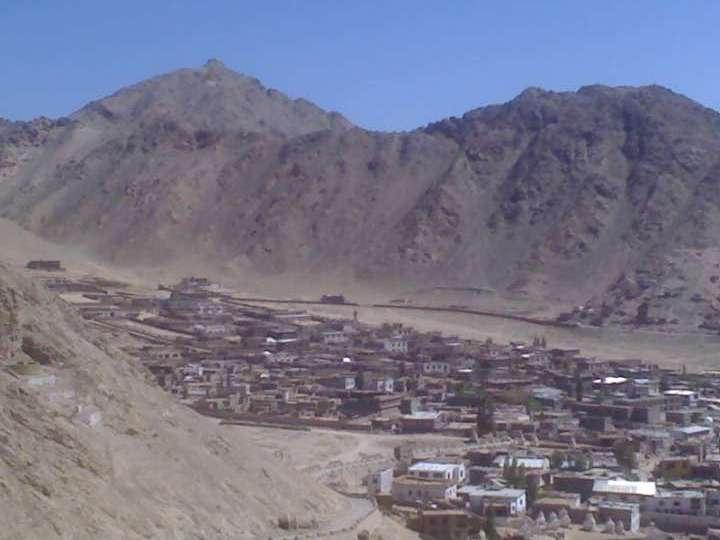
[{"x1": 22, "y1": 260, "x2": 720, "y2": 540}]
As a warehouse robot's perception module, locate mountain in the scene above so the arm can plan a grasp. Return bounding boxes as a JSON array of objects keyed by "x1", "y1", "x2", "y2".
[
  {"x1": 0, "y1": 264, "x2": 345, "y2": 539},
  {"x1": 2, "y1": 61, "x2": 720, "y2": 329}
]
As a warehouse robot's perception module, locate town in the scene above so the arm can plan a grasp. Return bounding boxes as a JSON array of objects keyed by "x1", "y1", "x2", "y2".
[{"x1": 23, "y1": 260, "x2": 720, "y2": 540}]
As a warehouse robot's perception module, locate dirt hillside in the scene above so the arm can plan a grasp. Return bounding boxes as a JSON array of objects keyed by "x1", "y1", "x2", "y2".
[{"x1": 0, "y1": 263, "x2": 345, "y2": 539}]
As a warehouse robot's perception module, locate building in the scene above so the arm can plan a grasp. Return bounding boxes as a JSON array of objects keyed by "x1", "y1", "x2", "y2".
[
  {"x1": 463, "y1": 487, "x2": 526, "y2": 516},
  {"x1": 391, "y1": 476, "x2": 457, "y2": 505},
  {"x1": 664, "y1": 389, "x2": 699, "y2": 408},
  {"x1": 672, "y1": 425, "x2": 712, "y2": 441},
  {"x1": 322, "y1": 330, "x2": 349, "y2": 345},
  {"x1": 592, "y1": 479, "x2": 656, "y2": 503},
  {"x1": 418, "y1": 509, "x2": 480, "y2": 540},
  {"x1": 422, "y1": 360, "x2": 451, "y2": 376},
  {"x1": 383, "y1": 336, "x2": 409, "y2": 354},
  {"x1": 401, "y1": 411, "x2": 443, "y2": 433},
  {"x1": 493, "y1": 455, "x2": 550, "y2": 473},
  {"x1": 598, "y1": 501, "x2": 640, "y2": 532},
  {"x1": 367, "y1": 468, "x2": 393, "y2": 496},
  {"x1": 642, "y1": 489, "x2": 706, "y2": 516},
  {"x1": 408, "y1": 462, "x2": 467, "y2": 484}
]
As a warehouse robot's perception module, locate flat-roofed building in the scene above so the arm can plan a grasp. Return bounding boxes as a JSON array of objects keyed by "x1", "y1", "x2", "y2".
[
  {"x1": 408, "y1": 462, "x2": 466, "y2": 483},
  {"x1": 592, "y1": 479, "x2": 656, "y2": 503},
  {"x1": 461, "y1": 486, "x2": 526, "y2": 516},
  {"x1": 391, "y1": 476, "x2": 457, "y2": 505}
]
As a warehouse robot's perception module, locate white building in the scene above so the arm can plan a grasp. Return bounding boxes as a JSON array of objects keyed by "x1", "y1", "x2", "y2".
[
  {"x1": 664, "y1": 389, "x2": 698, "y2": 407},
  {"x1": 462, "y1": 487, "x2": 526, "y2": 516},
  {"x1": 422, "y1": 361, "x2": 451, "y2": 376},
  {"x1": 392, "y1": 476, "x2": 457, "y2": 505},
  {"x1": 322, "y1": 330, "x2": 349, "y2": 345},
  {"x1": 642, "y1": 489, "x2": 706, "y2": 516},
  {"x1": 592, "y1": 479, "x2": 656, "y2": 503},
  {"x1": 598, "y1": 501, "x2": 640, "y2": 532},
  {"x1": 383, "y1": 336, "x2": 409, "y2": 354},
  {"x1": 672, "y1": 425, "x2": 712, "y2": 441},
  {"x1": 408, "y1": 462, "x2": 467, "y2": 484},
  {"x1": 493, "y1": 455, "x2": 550, "y2": 472},
  {"x1": 367, "y1": 468, "x2": 393, "y2": 496}
]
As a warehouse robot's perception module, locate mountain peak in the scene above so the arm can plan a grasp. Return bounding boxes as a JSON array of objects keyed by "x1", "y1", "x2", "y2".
[
  {"x1": 71, "y1": 61, "x2": 352, "y2": 136},
  {"x1": 203, "y1": 57, "x2": 226, "y2": 70}
]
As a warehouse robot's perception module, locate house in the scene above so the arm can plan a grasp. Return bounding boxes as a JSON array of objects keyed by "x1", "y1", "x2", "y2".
[
  {"x1": 322, "y1": 330, "x2": 349, "y2": 345},
  {"x1": 391, "y1": 476, "x2": 457, "y2": 505},
  {"x1": 673, "y1": 425, "x2": 712, "y2": 441},
  {"x1": 664, "y1": 389, "x2": 698, "y2": 408},
  {"x1": 422, "y1": 360, "x2": 451, "y2": 376},
  {"x1": 383, "y1": 336, "x2": 409, "y2": 354},
  {"x1": 318, "y1": 374, "x2": 356, "y2": 390},
  {"x1": 408, "y1": 462, "x2": 467, "y2": 484},
  {"x1": 367, "y1": 468, "x2": 393, "y2": 496},
  {"x1": 461, "y1": 487, "x2": 526, "y2": 516},
  {"x1": 360, "y1": 373, "x2": 394, "y2": 393},
  {"x1": 493, "y1": 455, "x2": 550, "y2": 473},
  {"x1": 598, "y1": 501, "x2": 640, "y2": 532},
  {"x1": 401, "y1": 411, "x2": 443, "y2": 432},
  {"x1": 194, "y1": 323, "x2": 230, "y2": 337},
  {"x1": 642, "y1": 489, "x2": 706, "y2": 516},
  {"x1": 418, "y1": 509, "x2": 480, "y2": 540}
]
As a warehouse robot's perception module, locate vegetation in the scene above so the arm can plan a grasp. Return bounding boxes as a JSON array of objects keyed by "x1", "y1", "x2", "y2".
[
  {"x1": 526, "y1": 474, "x2": 540, "y2": 509},
  {"x1": 476, "y1": 394, "x2": 495, "y2": 435},
  {"x1": 503, "y1": 458, "x2": 528, "y2": 488},
  {"x1": 613, "y1": 439, "x2": 639, "y2": 471},
  {"x1": 484, "y1": 508, "x2": 499, "y2": 540}
]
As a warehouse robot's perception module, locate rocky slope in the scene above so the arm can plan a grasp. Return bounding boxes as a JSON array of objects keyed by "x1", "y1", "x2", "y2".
[
  {"x1": 2, "y1": 61, "x2": 720, "y2": 329},
  {"x1": 0, "y1": 263, "x2": 345, "y2": 539}
]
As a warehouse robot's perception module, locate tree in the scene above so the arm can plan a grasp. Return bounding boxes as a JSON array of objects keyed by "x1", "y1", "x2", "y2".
[
  {"x1": 484, "y1": 507, "x2": 499, "y2": 540},
  {"x1": 476, "y1": 394, "x2": 495, "y2": 435},
  {"x1": 613, "y1": 439, "x2": 638, "y2": 472},
  {"x1": 575, "y1": 377, "x2": 584, "y2": 402},
  {"x1": 550, "y1": 451, "x2": 566, "y2": 470},
  {"x1": 526, "y1": 474, "x2": 540, "y2": 509},
  {"x1": 525, "y1": 396, "x2": 542, "y2": 418}
]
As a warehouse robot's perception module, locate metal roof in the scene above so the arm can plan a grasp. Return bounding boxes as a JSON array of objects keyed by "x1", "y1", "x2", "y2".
[{"x1": 593, "y1": 479, "x2": 656, "y2": 496}]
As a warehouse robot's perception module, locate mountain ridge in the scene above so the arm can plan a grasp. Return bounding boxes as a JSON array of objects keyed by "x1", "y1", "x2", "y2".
[{"x1": 2, "y1": 61, "x2": 720, "y2": 330}]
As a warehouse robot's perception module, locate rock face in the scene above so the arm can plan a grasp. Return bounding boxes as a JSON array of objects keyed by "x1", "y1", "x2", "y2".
[
  {"x1": 2, "y1": 62, "x2": 720, "y2": 327},
  {"x1": 0, "y1": 263, "x2": 344, "y2": 539}
]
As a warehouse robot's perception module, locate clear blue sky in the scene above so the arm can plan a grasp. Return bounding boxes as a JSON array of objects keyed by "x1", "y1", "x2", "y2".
[{"x1": 1, "y1": 1, "x2": 719, "y2": 131}]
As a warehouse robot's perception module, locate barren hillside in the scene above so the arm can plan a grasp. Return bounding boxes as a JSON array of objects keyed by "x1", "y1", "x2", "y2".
[
  {"x1": 2, "y1": 61, "x2": 720, "y2": 329},
  {"x1": 0, "y1": 263, "x2": 345, "y2": 539}
]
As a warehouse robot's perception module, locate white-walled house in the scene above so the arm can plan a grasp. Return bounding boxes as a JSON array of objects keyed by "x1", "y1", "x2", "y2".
[
  {"x1": 367, "y1": 468, "x2": 394, "y2": 495},
  {"x1": 392, "y1": 476, "x2": 457, "y2": 505},
  {"x1": 408, "y1": 462, "x2": 466, "y2": 484},
  {"x1": 461, "y1": 487, "x2": 526, "y2": 516},
  {"x1": 422, "y1": 361, "x2": 451, "y2": 376}
]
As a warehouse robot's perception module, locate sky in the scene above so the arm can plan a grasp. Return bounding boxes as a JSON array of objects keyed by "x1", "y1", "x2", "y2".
[{"x1": 1, "y1": 1, "x2": 719, "y2": 131}]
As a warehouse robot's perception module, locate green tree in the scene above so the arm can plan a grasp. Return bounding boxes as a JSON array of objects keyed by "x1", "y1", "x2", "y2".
[
  {"x1": 575, "y1": 377, "x2": 584, "y2": 402},
  {"x1": 613, "y1": 439, "x2": 638, "y2": 472},
  {"x1": 550, "y1": 451, "x2": 566, "y2": 470},
  {"x1": 526, "y1": 474, "x2": 540, "y2": 509},
  {"x1": 484, "y1": 507, "x2": 499, "y2": 540},
  {"x1": 525, "y1": 396, "x2": 542, "y2": 418},
  {"x1": 476, "y1": 394, "x2": 495, "y2": 435}
]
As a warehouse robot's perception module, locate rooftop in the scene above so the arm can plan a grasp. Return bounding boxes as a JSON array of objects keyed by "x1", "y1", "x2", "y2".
[
  {"x1": 409, "y1": 462, "x2": 461, "y2": 473},
  {"x1": 593, "y1": 479, "x2": 656, "y2": 497}
]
